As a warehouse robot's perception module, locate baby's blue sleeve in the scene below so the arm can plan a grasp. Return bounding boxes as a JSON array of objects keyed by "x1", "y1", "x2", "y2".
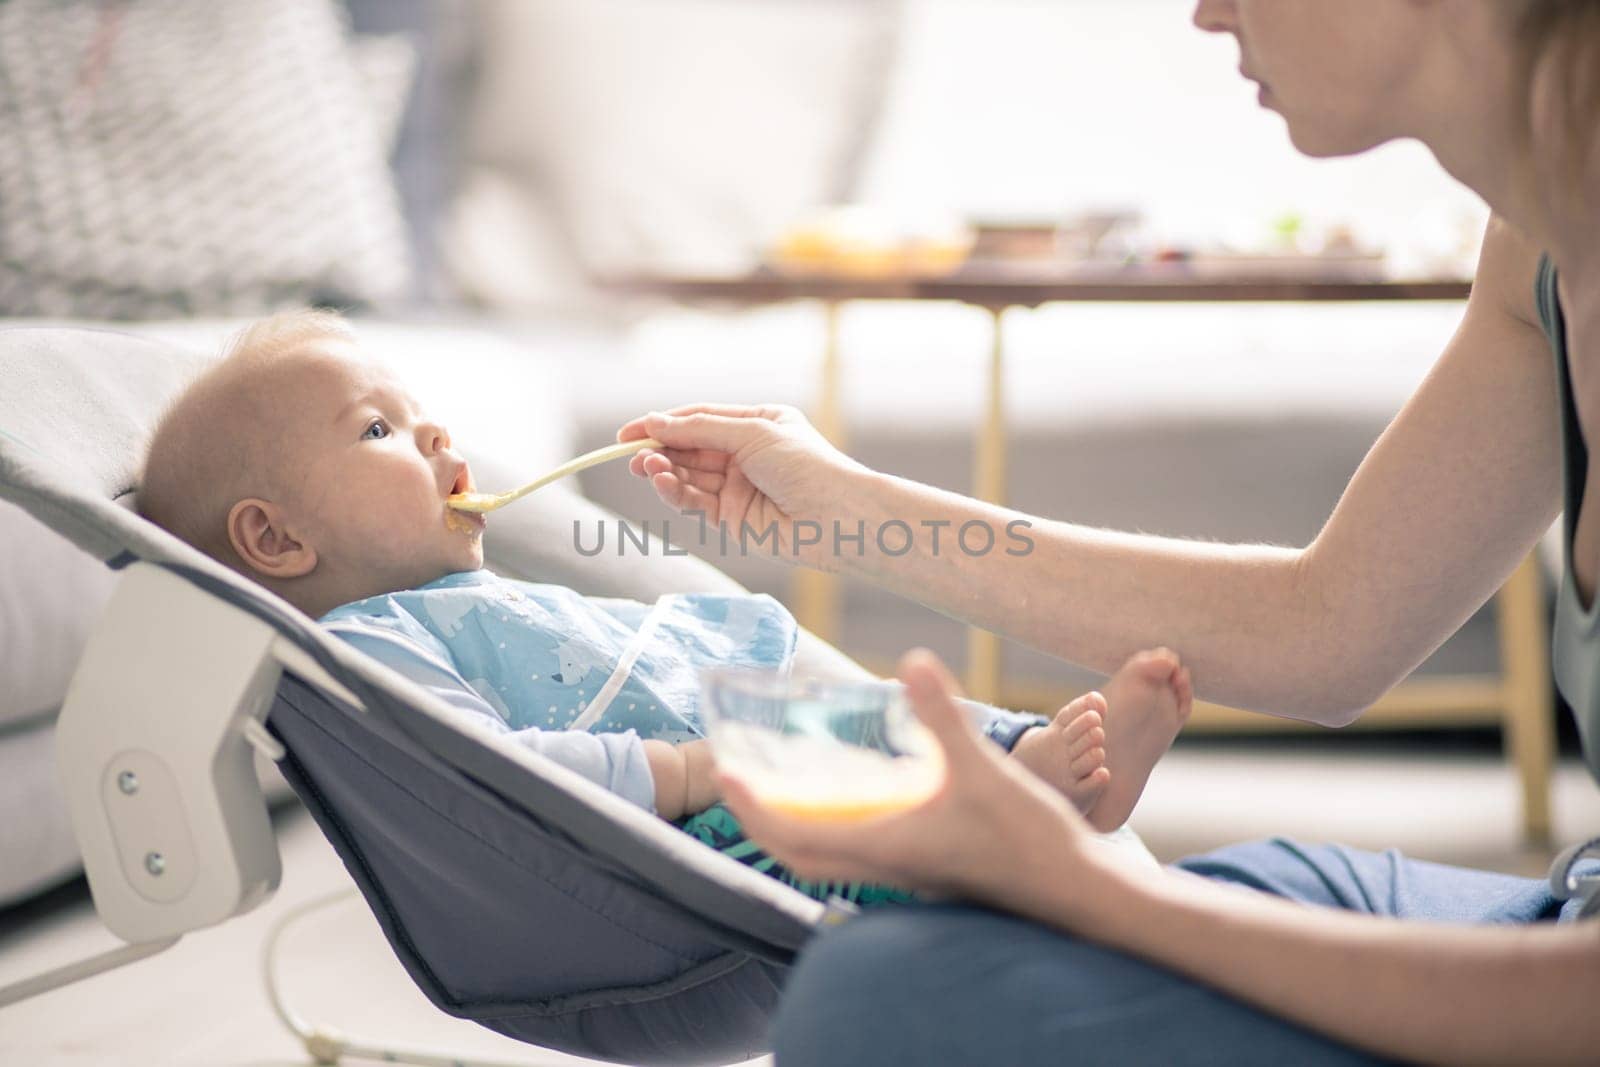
[
  {"x1": 325, "y1": 623, "x2": 658, "y2": 812},
  {"x1": 957, "y1": 698, "x2": 1050, "y2": 753}
]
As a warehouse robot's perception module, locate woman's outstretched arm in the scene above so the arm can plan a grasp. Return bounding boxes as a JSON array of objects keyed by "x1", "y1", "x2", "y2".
[
  {"x1": 623, "y1": 219, "x2": 1559, "y2": 724},
  {"x1": 1082, "y1": 853, "x2": 1600, "y2": 1066}
]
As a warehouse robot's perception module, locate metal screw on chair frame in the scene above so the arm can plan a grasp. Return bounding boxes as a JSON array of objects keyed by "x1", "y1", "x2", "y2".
[
  {"x1": 143, "y1": 852, "x2": 165, "y2": 877},
  {"x1": 117, "y1": 770, "x2": 139, "y2": 794}
]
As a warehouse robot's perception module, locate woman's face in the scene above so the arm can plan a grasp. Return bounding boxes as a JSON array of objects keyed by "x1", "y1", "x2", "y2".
[{"x1": 1192, "y1": 0, "x2": 1436, "y2": 157}]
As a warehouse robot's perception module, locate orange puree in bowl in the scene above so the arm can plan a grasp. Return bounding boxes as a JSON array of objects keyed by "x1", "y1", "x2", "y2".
[
  {"x1": 745, "y1": 753, "x2": 945, "y2": 823},
  {"x1": 764, "y1": 789, "x2": 935, "y2": 823}
]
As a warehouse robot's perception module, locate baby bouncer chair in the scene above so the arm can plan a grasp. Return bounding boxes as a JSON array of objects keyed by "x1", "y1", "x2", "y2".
[{"x1": 0, "y1": 325, "x2": 862, "y2": 1066}]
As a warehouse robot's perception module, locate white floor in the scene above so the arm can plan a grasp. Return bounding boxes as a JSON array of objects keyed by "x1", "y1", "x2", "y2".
[{"x1": 3, "y1": 745, "x2": 1598, "y2": 1067}]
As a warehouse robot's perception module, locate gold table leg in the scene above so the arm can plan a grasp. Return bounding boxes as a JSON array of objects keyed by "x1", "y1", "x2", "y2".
[
  {"x1": 966, "y1": 307, "x2": 1007, "y2": 702},
  {"x1": 793, "y1": 301, "x2": 844, "y2": 645},
  {"x1": 1497, "y1": 551, "x2": 1554, "y2": 844}
]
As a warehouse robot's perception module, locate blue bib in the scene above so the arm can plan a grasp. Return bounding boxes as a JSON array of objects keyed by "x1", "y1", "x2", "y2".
[{"x1": 322, "y1": 570, "x2": 798, "y2": 743}]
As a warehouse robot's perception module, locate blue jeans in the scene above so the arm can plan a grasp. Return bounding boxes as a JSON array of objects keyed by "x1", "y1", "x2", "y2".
[{"x1": 770, "y1": 839, "x2": 1592, "y2": 1066}]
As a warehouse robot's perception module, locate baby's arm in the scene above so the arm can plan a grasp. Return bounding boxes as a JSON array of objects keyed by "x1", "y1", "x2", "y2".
[{"x1": 643, "y1": 739, "x2": 720, "y2": 821}]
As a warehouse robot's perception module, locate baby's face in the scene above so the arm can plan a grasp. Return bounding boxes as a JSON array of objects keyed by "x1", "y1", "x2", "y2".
[{"x1": 263, "y1": 340, "x2": 485, "y2": 594}]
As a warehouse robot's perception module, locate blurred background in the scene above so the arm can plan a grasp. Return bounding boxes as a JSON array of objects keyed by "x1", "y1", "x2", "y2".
[{"x1": 2, "y1": 3, "x2": 1595, "y2": 1064}]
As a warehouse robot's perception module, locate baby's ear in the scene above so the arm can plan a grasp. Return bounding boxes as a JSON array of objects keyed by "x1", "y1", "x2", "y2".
[{"x1": 226, "y1": 498, "x2": 317, "y2": 579}]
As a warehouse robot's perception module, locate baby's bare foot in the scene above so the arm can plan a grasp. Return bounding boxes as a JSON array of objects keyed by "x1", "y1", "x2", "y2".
[
  {"x1": 1086, "y1": 647, "x2": 1193, "y2": 833},
  {"x1": 1010, "y1": 693, "x2": 1112, "y2": 815}
]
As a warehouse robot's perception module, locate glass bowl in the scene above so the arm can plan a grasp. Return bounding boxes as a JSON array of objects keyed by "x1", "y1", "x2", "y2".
[{"x1": 699, "y1": 669, "x2": 945, "y2": 822}]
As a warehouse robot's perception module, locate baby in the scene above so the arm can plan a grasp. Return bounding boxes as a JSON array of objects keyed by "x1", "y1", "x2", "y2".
[{"x1": 139, "y1": 310, "x2": 1192, "y2": 902}]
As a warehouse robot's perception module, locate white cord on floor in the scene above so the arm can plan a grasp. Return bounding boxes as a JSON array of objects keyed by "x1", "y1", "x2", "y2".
[{"x1": 261, "y1": 887, "x2": 565, "y2": 1067}]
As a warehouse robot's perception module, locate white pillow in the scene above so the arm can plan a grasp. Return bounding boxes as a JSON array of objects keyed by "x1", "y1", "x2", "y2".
[
  {"x1": 0, "y1": 0, "x2": 410, "y2": 318},
  {"x1": 0, "y1": 502, "x2": 117, "y2": 729},
  {"x1": 446, "y1": 0, "x2": 898, "y2": 305}
]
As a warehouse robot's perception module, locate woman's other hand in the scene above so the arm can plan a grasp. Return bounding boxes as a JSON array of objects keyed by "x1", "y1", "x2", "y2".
[
  {"x1": 718, "y1": 648, "x2": 1111, "y2": 925},
  {"x1": 617, "y1": 403, "x2": 866, "y2": 567}
]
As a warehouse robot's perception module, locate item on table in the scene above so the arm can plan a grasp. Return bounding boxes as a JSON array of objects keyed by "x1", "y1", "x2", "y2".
[
  {"x1": 966, "y1": 210, "x2": 1142, "y2": 264},
  {"x1": 768, "y1": 206, "x2": 975, "y2": 279}
]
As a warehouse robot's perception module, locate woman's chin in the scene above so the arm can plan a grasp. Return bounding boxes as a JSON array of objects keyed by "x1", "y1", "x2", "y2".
[{"x1": 1279, "y1": 111, "x2": 1394, "y2": 159}]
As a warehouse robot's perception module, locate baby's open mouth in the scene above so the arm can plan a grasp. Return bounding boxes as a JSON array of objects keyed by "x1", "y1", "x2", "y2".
[{"x1": 444, "y1": 463, "x2": 487, "y2": 533}]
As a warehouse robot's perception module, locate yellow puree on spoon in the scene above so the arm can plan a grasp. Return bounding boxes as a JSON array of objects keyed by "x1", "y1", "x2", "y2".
[{"x1": 447, "y1": 438, "x2": 664, "y2": 515}]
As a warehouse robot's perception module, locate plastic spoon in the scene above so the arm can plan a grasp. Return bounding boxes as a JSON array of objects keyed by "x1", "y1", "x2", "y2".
[{"x1": 447, "y1": 437, "x2": 664, "y2": 514}]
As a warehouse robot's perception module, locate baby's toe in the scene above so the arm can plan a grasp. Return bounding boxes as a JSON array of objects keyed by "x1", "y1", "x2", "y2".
[
  {"x1": 1070, "y1": 765, "x2": 1108, "y2": 811},
  {"x1": 1063, "y1": 763, "x2": 1110, "y2": 816},
  {"x1": 1128, "y1": 647, "x2": 1182, "y2": 682},
  {"x1": 1056, "y1": 691, "x2": 1108, "y2": 722},
  {"x1": 1174, "y1": 667, "x2": 1195, "y2": 721},
  {"x1": 1067, "y1": 722, "x2": 1106, "y2": 758},
  {"x1": 1057, "y1": 707, "x2": 1103, "y2": 744},
  {"x1": 1070, "y1": 745, "x2": 1106, "y2": 778}
]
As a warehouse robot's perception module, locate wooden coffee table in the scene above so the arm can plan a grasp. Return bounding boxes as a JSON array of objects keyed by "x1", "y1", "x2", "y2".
[{"x1": 598, "y1": 262, "x2": 1555, "y2": 842}]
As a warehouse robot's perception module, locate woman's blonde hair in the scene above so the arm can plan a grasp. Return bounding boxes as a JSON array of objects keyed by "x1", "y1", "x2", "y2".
[{"x1": 1516, "y1": 1, "x2": 1600, "y2": 187}]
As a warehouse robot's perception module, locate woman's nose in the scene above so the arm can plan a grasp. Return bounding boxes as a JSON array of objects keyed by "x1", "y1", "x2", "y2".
[{"x1": 1192, "y1": 0, "x2": 1237, "y2": 34}]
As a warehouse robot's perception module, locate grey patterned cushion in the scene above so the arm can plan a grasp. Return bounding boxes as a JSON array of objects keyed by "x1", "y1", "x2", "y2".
[{"x1": 0, "y1": 0, "x2": 411, "y2": 318}]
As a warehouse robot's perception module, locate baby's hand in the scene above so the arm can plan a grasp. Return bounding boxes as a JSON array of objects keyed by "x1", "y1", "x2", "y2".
[{"x1": 644, "y1": 738, "x2": 721, "y2": 820}]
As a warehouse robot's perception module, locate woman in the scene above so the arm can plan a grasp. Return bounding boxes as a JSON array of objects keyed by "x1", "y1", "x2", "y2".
[{"x1": 620, "y1": 2, "x2": 1600, "y2": 1062}]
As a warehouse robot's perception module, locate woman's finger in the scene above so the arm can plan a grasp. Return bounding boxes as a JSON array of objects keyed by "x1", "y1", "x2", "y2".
[
  {"x1": 660, "y1": 402, "x2": 787, "y2": 421},
  {"x1": 718, "y1": 772, "x2": 886, "y2": 882},
  {"x1": 896, "y1": 649, "x2": 991, "y2": 770},
  {"x1": 645, "y1": 411, "x2": 773, "y2": 455},
  {"x1": 649, "y1": 472, "x2": 722, "y2": 518},
  {"x1": 637, "y1": 452, "x2": 682, "y2": 483},
  {"x1": 643, "y1": 445, "x2": 732, "y2": 474},
  {"x1": 657, "y1": 461, "x2": 725, "y2": 495},
  {"x1": 632, "y1": 447, "x2": 723, "y2": 479},
  {"x1": 616, "y1": 414, "x2": 655, "y2": 443},
  {"x1": 619, "y1": 403, "x2": 783, "y2": 444}
]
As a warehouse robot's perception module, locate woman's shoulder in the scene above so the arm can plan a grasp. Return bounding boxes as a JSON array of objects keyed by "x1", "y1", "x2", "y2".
[{"x1": 1471, "y1": 215, "x2": 1547, "y2": 334}]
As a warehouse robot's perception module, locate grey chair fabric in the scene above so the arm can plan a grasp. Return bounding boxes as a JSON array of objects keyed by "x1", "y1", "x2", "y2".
[{"x1": 0, "y1": 326, "x2": 826, "y2": 1064}]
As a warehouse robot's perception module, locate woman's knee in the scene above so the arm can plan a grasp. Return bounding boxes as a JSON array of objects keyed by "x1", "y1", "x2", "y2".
[
  {"x1": 770, "y1": 905, "x2": 1175, "y2": 1066},
  {"x1": 770, "y1": 903, "x2": 1378, "y2": 1067},
  {"x1": 771, "y1": 909, "x2": 942, "y2": 1065}
]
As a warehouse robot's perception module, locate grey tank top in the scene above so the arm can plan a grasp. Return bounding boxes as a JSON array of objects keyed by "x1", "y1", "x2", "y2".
[
  {"x1": 1539, "y1": 254, "x2": 1600, "y2": 785},
  {"x1": 1537, "y1": 258, "x2": 1600, "y2": 917}
]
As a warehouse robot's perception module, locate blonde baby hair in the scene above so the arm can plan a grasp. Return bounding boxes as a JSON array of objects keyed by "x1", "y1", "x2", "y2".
[{"x1": 139, "y1": 308, "x2": 355, "y2": 568}]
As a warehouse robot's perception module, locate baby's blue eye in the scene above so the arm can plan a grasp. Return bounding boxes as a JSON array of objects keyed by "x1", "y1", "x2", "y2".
[{"x1": 362, "y1": 420, "x2": 389, "y2": 441}]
